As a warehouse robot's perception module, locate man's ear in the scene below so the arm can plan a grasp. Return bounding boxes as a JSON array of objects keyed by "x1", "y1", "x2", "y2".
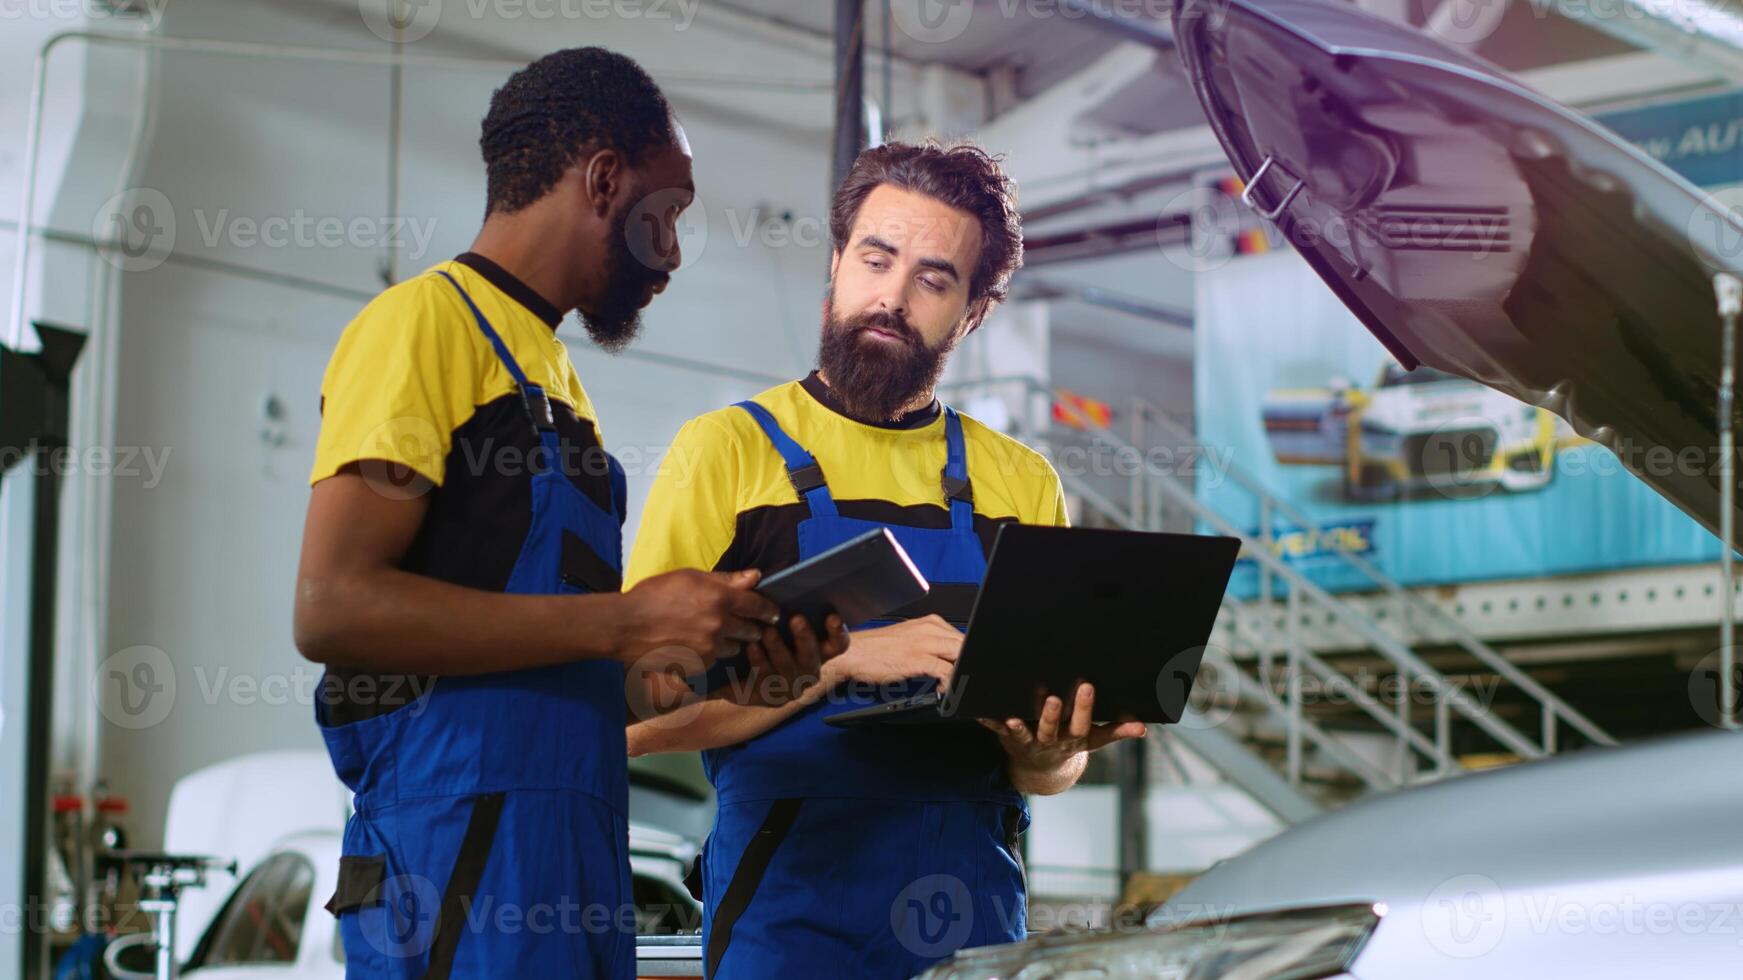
[
  {"x1": 960, "y1": 297, "x2": 992, "y2": 338},
  {"x1": 580, "y1": 148, "x2": 624, "y2": 219},
  {"x1": 828, "y1": 249, "x2": 841, "y2": 281}
]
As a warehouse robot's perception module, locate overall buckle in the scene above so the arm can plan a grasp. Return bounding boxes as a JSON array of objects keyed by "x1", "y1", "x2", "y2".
[
  {"x1": 789, "y1": 462, "x2": 827, "y2": 495},
  {"x1": 520, "y1": 385, "x2": 557, "y2": 433}
]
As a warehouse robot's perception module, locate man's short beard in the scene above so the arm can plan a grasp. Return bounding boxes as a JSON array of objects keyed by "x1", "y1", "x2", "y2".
[
  {"x1": 581, "y1": 196, "x2": 669, "y2": 354},
  {"x1": 816, "y1": 303, "x2": 955, "y2": 423}
]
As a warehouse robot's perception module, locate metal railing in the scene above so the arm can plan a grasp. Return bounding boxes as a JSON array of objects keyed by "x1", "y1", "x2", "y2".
[
  {"x1": 940, "y1": 374, "x2": 1615, "y2": 799},
  {"x1": 1126, "y1": 396, "x2": 1615, "y2": 752}
]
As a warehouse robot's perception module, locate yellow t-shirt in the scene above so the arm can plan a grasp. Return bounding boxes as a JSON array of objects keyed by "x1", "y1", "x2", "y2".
[
  {"x1": 627, "y1": 373, "x2": 1068, "y2": 621},
  {"x1": 311, "y1": 254, "x2": 603, "y2": 490},
  {"x1": 309, "y1": 254, "x2": 619, "y2": 722}
]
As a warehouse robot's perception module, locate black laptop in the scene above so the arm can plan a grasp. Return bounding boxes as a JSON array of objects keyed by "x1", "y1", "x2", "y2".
[{"x1": 825, "y1": 524, "x2": 1242, "y2": 728}]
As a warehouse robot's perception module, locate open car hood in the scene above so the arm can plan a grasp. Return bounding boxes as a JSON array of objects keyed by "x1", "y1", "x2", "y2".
[{"x1": 1173, "y1": 0, "x2": 1743, "y2": 536}]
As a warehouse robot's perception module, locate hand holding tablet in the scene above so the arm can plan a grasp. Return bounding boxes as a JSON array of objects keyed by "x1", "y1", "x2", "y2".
[{"x1": 755, "y1": 528, "x2": 931, "y2": 642}]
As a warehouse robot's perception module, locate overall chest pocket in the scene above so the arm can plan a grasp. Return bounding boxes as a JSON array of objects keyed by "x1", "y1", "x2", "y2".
[{"x1": 558, "y1": 529, "x2": 622, "y2": 594}]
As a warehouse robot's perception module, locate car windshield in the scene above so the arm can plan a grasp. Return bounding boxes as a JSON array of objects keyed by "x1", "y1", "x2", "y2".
[{"x1": 186, "y1": 852, "x2": 313, "y2": 968}]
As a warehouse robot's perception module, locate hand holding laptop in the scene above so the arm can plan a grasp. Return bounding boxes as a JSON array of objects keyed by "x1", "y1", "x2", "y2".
[
  {"x1": 826, "y1": 526, "x2": 1243, "y2": 729},
  {"x1": 979, "y1": 682, "x2": 1148, "y2": 792}
]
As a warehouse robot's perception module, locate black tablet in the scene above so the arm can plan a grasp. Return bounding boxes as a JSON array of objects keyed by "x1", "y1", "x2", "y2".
[{"x1": 756, "y1": 528, "x2": 929, "y2": 637}]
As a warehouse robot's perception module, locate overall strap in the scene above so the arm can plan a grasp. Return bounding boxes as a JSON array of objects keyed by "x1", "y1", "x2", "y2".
[
  {"x1": 735, "y1": 400, "x2": 839, "y2": 518},
  {"x1": 705, "y1": 798, "x2": 804, "y2": 978},
  {"x1": 941, "y1": 407, "x2": 975, "y2": 533},
  {"x1": 435, "y1": 270, "x2": 558, "y2": 446}
]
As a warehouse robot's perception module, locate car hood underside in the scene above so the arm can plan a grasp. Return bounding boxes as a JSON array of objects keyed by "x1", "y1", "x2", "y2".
[{"x1": 1173, "y1": 0, "x2": 1743, "y2": 537}]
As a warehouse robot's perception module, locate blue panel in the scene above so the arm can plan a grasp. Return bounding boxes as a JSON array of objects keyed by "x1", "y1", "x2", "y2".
[
  {"x1": 1593, "y1": 90, "x2": 1743, "y2": 190},
  {"x1": 1195, "y1": 250, "x2": 1721, "y2": 598}
]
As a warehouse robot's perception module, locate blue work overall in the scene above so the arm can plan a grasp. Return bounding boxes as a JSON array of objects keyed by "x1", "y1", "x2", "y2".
[
  {"x1": 699, "y1": 400, "x2": 1028, "y2": 980},
  {"x1": 318, "y1": 271, "x2": 634, "y2": 979}
]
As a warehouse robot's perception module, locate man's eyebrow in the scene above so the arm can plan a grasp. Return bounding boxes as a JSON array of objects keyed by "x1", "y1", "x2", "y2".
[
  {"x1": 855, "y1": 235, "x2": 961, "y2": 281},
  {"x1": 916, "y1": 256, "x2": 961, "y2": 281}
]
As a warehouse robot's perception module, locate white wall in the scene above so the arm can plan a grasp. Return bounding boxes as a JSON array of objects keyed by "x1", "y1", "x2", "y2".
[
  {"x1": 1, "y1": 10, "x2": 160, "y2": 969},
  {"x1": 62, "y1": 0, "x2": 983, "y2": 848}
]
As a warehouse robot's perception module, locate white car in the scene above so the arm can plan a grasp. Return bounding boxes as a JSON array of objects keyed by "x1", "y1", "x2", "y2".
[
  {"x1": 1157, "y1": 730, "x2": 1743, "y2": 979},
  {"x1": 1263, "y1": 363, "x2": 1566, "y2": 501},
  {"x1": 174, "y1": 825, "x2": 702, "y2": 980},
  {"x1": 924, "y1": 733, "x2": 1743, "y2": 979},
  {"x1": 1350, "y1": 364, "x2": 1562, "y2": 499},
  {"x1": 135, "y1": 751, "x2": 701, "y2": 979},
  {"x1": 179, "y1": 831, "x2": 343, "y2": 980}
]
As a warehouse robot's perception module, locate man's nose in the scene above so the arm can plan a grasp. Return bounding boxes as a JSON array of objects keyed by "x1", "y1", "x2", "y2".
[{"x1": 875, "y1": 284, "x2": 909, "y2": 317}]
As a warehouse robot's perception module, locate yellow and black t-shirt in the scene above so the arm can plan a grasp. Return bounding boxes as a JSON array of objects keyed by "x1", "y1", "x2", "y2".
[
  {"x1": 626, "y1": 373, "x2": 1069, "y2": 601},
  {"x1": 311, "y1": 253, "x2": 614, "y2": 721}
]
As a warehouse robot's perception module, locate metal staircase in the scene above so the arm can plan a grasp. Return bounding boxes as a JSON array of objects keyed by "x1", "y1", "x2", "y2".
[{"x1": 943, "y1": 376, "x2": 1617, "y2": 823}]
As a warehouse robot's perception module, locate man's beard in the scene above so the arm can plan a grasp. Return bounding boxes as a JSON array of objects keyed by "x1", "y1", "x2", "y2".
[
  {"x1": 816, "y1": 305, "x2": 954, "y2": 423},
  {"x1": 580, "y1": 199, "x2": 670, "y2": 353}
]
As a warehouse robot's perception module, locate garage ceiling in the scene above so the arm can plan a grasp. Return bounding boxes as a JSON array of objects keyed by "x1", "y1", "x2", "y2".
[{"x1": 707, "y1": 0, "x2": 1659, "y2": 133}]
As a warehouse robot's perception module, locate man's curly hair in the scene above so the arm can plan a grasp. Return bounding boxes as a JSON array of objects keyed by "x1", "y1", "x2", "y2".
[
  {"x1": 829, "y1": 141, "x2": 1024, "y2": 311},
  {"x1": 481, "y1": 47, "x2": 677, "y2": 215}
]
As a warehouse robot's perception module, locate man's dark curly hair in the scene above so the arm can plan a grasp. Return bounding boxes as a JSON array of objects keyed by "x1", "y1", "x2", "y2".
[
  {"x1": 480, "y1": 47, "x2": 678, "y2": 215},
  {"x1": 829, "y1": 140, "x2": 1023, "y2": 311}
]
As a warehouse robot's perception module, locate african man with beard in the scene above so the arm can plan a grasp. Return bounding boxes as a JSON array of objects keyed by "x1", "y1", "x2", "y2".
[
  {"x1": 625, "y1": 142, "x2": 1147, "y2": 979},
  {"x1": 294, "y1": 49, "x2": 842, "y2": 979}
]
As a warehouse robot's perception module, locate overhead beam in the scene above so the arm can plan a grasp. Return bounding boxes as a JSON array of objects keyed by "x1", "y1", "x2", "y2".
[
  {"x1": 1058, "y1": 0, "x2": 1176, "y2": 48},
  {"x1": 1019, "y1": 278, "x2": 1194, "y2": 326},
  {"x1": 1544, "y1": 0, "x2": 1743, "y2": 86}
]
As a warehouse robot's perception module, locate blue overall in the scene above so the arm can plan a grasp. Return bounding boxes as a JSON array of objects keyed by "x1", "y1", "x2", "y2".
[
  {"x1": 699, "y1": 400, "x2": 1029, "y2": 979},
  {"x1": 318, "y1": 272, "x2": 634, "y2": 979}
]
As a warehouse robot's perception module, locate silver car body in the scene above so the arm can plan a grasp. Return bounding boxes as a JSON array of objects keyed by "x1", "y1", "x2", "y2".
[
  {"x1": 1165, "y1": 731, "x2": 1743, "y2": 977},
  {"x1": 1162, "y1": 0, "x2": 1743, "y2": 974},
  {"x1": 920, "y1": 0, "x2": 1743, "y2": 974}
]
